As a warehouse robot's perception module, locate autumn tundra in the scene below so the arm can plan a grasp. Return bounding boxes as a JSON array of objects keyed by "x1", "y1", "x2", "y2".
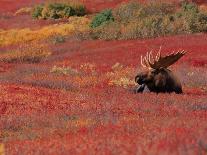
[{"x1": 0, "y1": 0, "x2": 207, "y2": 154}]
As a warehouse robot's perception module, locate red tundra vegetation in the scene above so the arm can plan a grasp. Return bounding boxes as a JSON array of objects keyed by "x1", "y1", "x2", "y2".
[{"x1": 0, "y1": 0, "x2": 207, "y2": 155}]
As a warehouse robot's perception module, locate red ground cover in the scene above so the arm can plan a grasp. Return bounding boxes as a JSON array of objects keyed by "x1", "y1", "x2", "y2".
[
  {"x1": 1, "y1": 33, "x2": 207, "y2": 154},
  {"x1": 0, "y1": 0, "x2": 43, "y2": 13},
  {"x1": 53, "y1": 33, "x2": 207, "y2": 69},
  {"x1": 0, "y1": 0, "x2": 207, "y2": 155}
]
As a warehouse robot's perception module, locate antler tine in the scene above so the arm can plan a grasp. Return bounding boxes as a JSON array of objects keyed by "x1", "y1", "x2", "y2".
[
  {"x1": 155, "y1": 46, "x2": 162, "y2": 61},
  {"x1": 140, "y1": 55, "x2": 146, "y2": 67},
  {"x1": 144, "y1": 53, "x2": 151, "y2": 68},
  {"x1": 147, "y1": 51, "x2": 150, "y2": 61},
  {"x1": 140, "y1": 47, "x2": 186, "y2": 70},
  {"x1": 148, "y1": 50, "x2": 154, "y2": 64},
  {"x1": 146, "y1": 51, "x2": 149, "y2": 61},
  {"x1": 180, "y1": 50, "x2": 186, "y2": 54},
  {"x1": 141, "y1": 50, "x2": 158, "y2": 69},
  {"x1": 141, "y1": 55, "x2": 148, "y2": 68},
  {"x1": 146, "y1": 52, "x2": 149, "y2": 64},
  {"x1": 170, "y1": 51, "x2": 175, "y2": 56}
]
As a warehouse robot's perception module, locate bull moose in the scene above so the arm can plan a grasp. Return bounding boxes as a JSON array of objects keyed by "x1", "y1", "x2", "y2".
[{"x1": 135, "y1": 47, "x2": 186, "y2": 94}]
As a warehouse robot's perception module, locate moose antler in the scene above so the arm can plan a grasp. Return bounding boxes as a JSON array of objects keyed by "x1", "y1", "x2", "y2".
[{"x1": 141, "y1": 47, "x2": 186, "y2": 69}]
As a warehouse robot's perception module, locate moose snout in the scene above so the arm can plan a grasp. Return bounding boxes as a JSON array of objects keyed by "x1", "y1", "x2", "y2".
[{"x1": 135, "y1": 75, "x2": 143, "y2": 85}]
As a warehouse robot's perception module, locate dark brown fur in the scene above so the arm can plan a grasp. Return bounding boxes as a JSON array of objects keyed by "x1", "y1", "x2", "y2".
[{"x1": 135, "y1": 68, "x2": 182, "y2": 94}]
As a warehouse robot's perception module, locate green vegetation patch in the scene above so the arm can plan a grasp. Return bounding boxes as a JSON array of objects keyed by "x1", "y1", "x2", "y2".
[
  {"x1": 32, "y1": 2, "x2": 86, "y2": 19},
  {"x1": 90, "y1": 9, "x2": 114, "y2": 28},
  {"x1": 89, "y1": 1, "x2": 207, "y2": 40}
]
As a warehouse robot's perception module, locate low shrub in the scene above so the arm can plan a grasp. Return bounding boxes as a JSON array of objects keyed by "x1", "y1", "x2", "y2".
[
  {"x1": 89, "y1": 1, "x2": 207, "y2": 40},
  {"x1": 0, "y1": 42, "x2": 51, "y2": 63},
  {"x1": 142, "y1": 2, "x2": 176, "y2": 16},
  {"x1": 50, "y1": 65, "x2": 79, "y2": 75},
  {"x1": 50, "y1": 34, "x2": 66, "y2": 44},
  {"x1": 177, "y1": 1, "x2": 207, "y2": 33},
  {"x1": 90, "y1": 9, "x2": 114, "y2": 28},
  {"x1": 112, "y1": 1, "x2": 141, "y2": 23},
  {"x1": 32, "y1": 2, "x2": 86, "y2": 19},
  {"x1": 0, "y1": 16, "x2": 90, "y2": 46},
  {"x1": 107, "y1": 63, "x2": 136, "y2": 88},
  {"x1": 90, "y1": 22, "x2": 121, "y2": 40},
  {"x1": 181, "y1": 0, "x2": 199, "y2": 13},
  {"x1": 32, "y1": 5, "x2": 44, "y2": 19}
]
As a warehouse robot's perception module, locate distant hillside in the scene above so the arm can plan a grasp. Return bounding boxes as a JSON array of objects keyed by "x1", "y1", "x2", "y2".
[{"x1": 0, "y1": 0, "x2": 206, "y2": 14}]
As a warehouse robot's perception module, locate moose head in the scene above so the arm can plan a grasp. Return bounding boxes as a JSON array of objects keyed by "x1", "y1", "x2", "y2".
[{"x1": 135, "y1": 47, "x2": 186, "y2": 94}]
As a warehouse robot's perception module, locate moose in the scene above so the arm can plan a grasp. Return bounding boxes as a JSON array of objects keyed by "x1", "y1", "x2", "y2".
[{"x1": 135, "y1": 47, "x2": 186, "y2": 94}]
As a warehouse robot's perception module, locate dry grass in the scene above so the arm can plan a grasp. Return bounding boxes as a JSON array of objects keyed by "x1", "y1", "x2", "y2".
[
  {"x1": 50, "y1": 65, "x2": 79, "y2": 75},
  {"x1": 0, "y1": 42, "x2": 51, "y2": 63},
  {"x1": 14, "y1": 7, "x2": 32, "y2": 16},
  {"x1": 0, "y1": 143, "x2": 5, "y2": 155},
  {"x1": 107, "y1": 63, "x2": 136, "y2": 88},
  {"x1": 0, "y1": 17, "x2": 90, "y2": 46}
]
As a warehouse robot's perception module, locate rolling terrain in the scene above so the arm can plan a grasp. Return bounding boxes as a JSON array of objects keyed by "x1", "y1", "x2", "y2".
[{"x1": 0, "y1": 0, "x2": 207, "y2": 154}]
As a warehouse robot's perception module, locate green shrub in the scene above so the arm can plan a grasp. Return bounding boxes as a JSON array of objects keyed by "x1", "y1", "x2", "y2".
[
  {"x1": 91, "y1": 22, "x2": 121, "y2": 40},
  {"x1": 176, "y1": 1, "x2": 207, "y2": 33},
  {"x1": 73, "y1": 4, "x2": 86, "y2": 16},
  {"x1": 113, "y1": 1, "x2": 175, "y2": 23},
  {"x1": 32, "y1": 5, "x2": 44, "y2": 19},
  {"x1": 181, "y1": 1, "x2": 199, "y2": 13},
  {"x1": 89, "y1": 1, "x2": 207, "y2": 40},
  {"x1": 113, "y1": 1, "x2": 141, "y2": 23},
  {"x1": 90, "y1": 9, "x2": 114, "y2": 28},
  {"x1": 32, "y1": 2, "x2": 86, "y2": 19},
  {"x1": 142, "y1": 2, "x2": 176, "y2": 16}
]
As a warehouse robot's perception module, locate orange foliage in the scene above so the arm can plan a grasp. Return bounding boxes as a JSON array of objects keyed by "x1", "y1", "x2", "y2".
[
  {"x1": 0, "y1": 17, "x2": 90, "y2": 46},
  {"x1": 0, "y1": 42, "x2": 51, "y2": 63}
]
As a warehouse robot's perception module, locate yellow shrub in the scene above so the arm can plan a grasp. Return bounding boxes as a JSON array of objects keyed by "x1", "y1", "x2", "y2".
[
  {"x1": 74, "y1": 76, "x2": 99, "y2": 88},
  {"x1": 80, "y1": 63, "x2": 97, "y2": 75},
  {"x1": 0, "y1": 42, "x2": 51, "y2": 63},
  {"x1": 70, "y1": 118, "x2": 95, "y2": 128},
  {"x1": 50, "y1": 65, "x2": 79, "y2": 75},
  {"x1": 107, "y1": 63, "x2": 136, "y2": 88},
  {"x1": 108, "y1": 77, "x2": 136, "y2": 88},
  {"x1": 41, "y1": 6, "x2": 50, "y2": 19},
  {"x1": 0, "y1": 143, "x2": 5, "y2": 155},
  {"x1": 0, "y1": 17, "x2": 90, "y2": 46}
]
